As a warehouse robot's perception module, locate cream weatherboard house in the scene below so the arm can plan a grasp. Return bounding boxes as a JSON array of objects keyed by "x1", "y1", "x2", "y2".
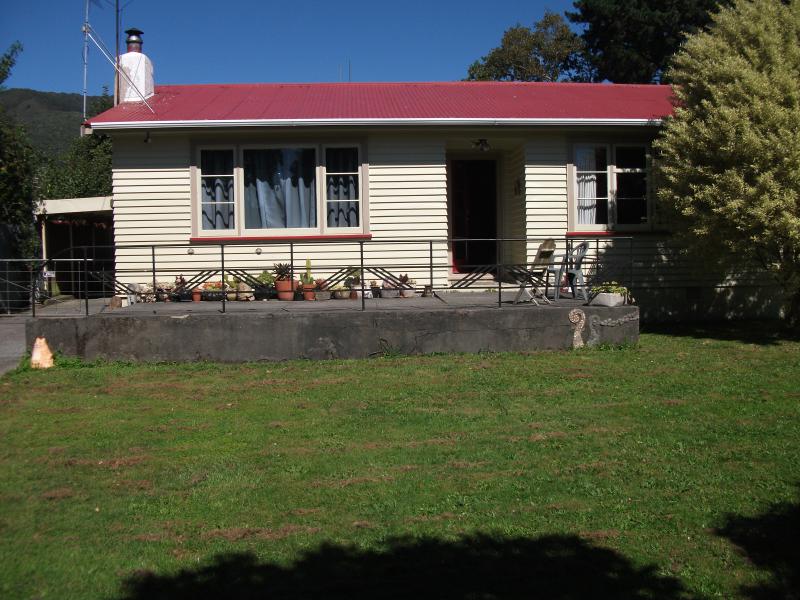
[{"x1": 85, "y1": 32, "x2": 775, "y2": 319}]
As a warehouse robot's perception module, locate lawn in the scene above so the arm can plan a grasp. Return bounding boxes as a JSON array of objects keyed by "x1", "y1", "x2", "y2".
[{"x1": 0, "y1": 325, "x2": 798, "y2": 599}]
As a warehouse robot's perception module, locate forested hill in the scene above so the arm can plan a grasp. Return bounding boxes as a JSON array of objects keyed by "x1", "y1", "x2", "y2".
[{"x1": 0, "y1": 88, "x2": 102, "y2": 158}]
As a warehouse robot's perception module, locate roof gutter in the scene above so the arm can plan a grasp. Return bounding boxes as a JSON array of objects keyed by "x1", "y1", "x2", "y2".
[{"x1": 89, "y1": 117, "x2": 663, "y2": 130}]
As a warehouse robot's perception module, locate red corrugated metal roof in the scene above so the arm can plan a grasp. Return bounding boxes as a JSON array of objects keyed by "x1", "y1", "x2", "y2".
[{"x1": 87, "y1": 81, "x2": 674, "y2": 126}]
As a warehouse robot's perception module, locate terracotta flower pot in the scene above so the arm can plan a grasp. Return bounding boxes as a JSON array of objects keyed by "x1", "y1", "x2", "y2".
[
  {"x1": 302, "y1": 284, "x2": 316, "y2": 301},
  {"x1": 191, "y1": 289, "x2": 201, "y2": 302},
  {"x1": 275, "y1": 278, "x2": 294, "y2": 301}
]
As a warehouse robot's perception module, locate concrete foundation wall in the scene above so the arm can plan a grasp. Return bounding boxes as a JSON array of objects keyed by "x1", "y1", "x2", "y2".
[{"x1": 27, "y1": 306, "x2": 639, "y2": 363}]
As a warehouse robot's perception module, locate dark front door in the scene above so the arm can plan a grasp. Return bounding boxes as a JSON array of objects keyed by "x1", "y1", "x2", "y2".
[{"x1": 450, "y1": 159, "x2": 497, "y2": 272}]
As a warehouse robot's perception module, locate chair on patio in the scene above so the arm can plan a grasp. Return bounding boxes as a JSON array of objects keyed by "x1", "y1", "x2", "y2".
[
  {"x1": 546, "y1": 241, "x2": 590, "y2": 301},
  {"x1": 508, "y1": 238, "x2": 557, "y2": 305}
]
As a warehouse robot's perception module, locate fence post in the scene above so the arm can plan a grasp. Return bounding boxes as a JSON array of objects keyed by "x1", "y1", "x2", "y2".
[
  {"x1": 359, "y1": 241, "x2": 365, "y2": 311},
  {"x1": 629, "y1": 237, "x2": 634, "y2": 293},
  {"x1": 83, "y1": 253, "x2": 89, "y2": 316},
  {"x1": 5, "y1": 262, "x2": 10, "y2": 315},
  {"x1": 30, "y1": 266, "x2": 36, "y2": 318},
  {"x1": 289, "y1": 242, "x2": 294, "y2": 282},
  {"x1": 496, "y1": 238, "x2": 502, "y2": 308},
  {"x1": 151, "y1": 245, "x2": 157, "y2": 301},
  {"x1": 220, "y1": 244, "x2": 226, "y2": 314}
]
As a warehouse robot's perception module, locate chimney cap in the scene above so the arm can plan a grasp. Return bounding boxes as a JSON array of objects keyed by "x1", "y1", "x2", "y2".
[{"x1": 125, "y1": 28, "x2": 144, "y2": 45}]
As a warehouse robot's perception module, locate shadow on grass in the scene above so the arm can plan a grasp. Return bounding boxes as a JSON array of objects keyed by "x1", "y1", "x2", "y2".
[
  {"x1": 114, "y1": 533, "x2": 696, "y2": 600},
  {"x1": 641, "y1": 320, "x2": 798, "y2": 346},
  {"x1": 717, "y1": 492, "x2": 800, "y2": 599}
]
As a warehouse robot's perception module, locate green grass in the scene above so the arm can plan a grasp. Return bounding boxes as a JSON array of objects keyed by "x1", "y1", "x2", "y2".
[{"x1": 1, "y1": 325, "x2": 799, "y2": 599}]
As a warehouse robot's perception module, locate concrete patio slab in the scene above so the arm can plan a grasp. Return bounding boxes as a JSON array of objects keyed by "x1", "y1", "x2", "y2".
[{"x1": 26, "y1": 293, "x2": 639, "y2": 362}]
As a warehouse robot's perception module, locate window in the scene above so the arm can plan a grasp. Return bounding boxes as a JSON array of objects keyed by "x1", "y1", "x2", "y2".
[
  {"x1": 200, "y1": 150, "x2": 235, "y2": 230},
  {"x1": 243, "y1": 148, "x2": 317, "y2": 229},
  {"x1": 195, "y1": 144, "x2": 364, "y2": 238},
  {"x1": 325, "y1": 147, "x2": 360, "y2": 228},
  {"x1": 572, "y1": 144, "x2": 650, "y2": 230}
]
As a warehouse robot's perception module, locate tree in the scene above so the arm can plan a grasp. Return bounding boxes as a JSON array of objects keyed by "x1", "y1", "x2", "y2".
[
  {"x1": 467, "y1": 12, "x2": 591, "y2": 82},
  {"x1": 653, "y1": 0, "x2": 800, "y2": 325},
  {"x1": 0, "y1": 42, "x2": 38, "y2": 257},
  {"x1": 38, "y1": 89, "x2": 113, "y2": 200},
  {"x1": 0, "y1": 41, "x2": 22, "y2": 89},
  {"x1": 568, "y1": 0, "x2": 726, "y2": 83}
]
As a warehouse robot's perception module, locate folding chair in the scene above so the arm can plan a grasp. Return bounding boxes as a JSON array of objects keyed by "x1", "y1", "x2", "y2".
[{"x1": 507, "y1": 239, "x2": 557, "y2": 305}]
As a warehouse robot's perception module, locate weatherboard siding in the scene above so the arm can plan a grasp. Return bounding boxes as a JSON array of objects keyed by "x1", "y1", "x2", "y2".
[
  {"x1": 111, "y1": 135, "x2": 450, "y2": 287},
  {"x1": 499, "y1": 145, "x2": 527, "y2": 266},
  {"x1": 524, "y1": 137, "x2": 570, "y2": 260}
]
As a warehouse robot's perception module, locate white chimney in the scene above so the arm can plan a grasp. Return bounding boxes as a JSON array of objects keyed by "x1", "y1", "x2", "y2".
[{"x1": 119, "y1": 28, "x2": 154, "y2": 103}]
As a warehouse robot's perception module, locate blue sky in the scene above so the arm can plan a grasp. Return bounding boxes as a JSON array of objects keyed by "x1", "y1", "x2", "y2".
[{"x1": 1, "y1": 0, "x2": 577, "y2": 94}]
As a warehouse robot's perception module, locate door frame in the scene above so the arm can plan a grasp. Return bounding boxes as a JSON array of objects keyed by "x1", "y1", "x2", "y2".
[{"x1": 446, "y1": 153, "x2": 503, "y2": 275}]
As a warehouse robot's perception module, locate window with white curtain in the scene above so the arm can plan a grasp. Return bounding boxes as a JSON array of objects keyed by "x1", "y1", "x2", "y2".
[
  {"x1": 573, "y1": 144, "x2": 649, "y2": 230},
  {"x1": 243, "y1": 148, "x2": 317, "y2": 230},
  {"x1": 195, "y1": 144, "x2": 364, "y2": 237}
]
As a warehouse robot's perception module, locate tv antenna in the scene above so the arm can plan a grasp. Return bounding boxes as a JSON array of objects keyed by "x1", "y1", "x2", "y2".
[{"x1": 81, "y1": 0, "x2": 140, "y2": 120}]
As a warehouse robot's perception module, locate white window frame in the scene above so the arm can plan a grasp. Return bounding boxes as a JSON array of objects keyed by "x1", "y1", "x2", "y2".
[
  {"x1": 195, "y1": 145, "x2": 237, "y2": 237},
  {"x1": 570, "y1": 143, "x2": 651, "y2": 232},
  {"x1": 193, "y1": 143, "x2": 366, "y2": 239},
  {"x1": 612, "y1": 144, "x2": 650, "y2": 231},
  {"x1": 322, "y1": 144, "x2": 363, "y2": 233}
]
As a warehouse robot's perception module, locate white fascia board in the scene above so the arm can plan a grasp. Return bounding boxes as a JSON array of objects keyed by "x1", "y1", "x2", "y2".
[
  {"x1": 38, "y1": 196, "x2": 113, "y2": 215},
  {"x1": 90, "y1": 117, "x2": 663, "y2": 130}
]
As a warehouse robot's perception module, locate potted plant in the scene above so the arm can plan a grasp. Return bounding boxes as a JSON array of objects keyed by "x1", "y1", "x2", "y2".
[
  {"x1": 224, "y1": 275, "x2": 239, "y2": 301},
  {"x1": 299, "y1": 258, "x2": 316, "y2": 301},
  {"x1": 590, "y1": 281, "x2": 629, "y2": 307},
  {"x1": 254, "y1": 270, "x2": 275, "y2": 301},
  {"x1": 381, "y1": 279, "x2": 400, "y2": 298},
  {"x1": 370, "y1": 280, "x2": 381, "y2": 299},
  {"x1": 171, "y1": 275, "x2": 192, "y2": 302},
  {"x1": 345, "y1": 269, "x2": 362, "y2": 299},
  {"x1": 332, "y1": 284, "x2": 350, "y2": 299},
  {"x1": 201, "y1": 281, "x2": 225, "y2": 301},
  {"x1": 191, "y1": 287, "x2": 201, "y2": 302},
  {"x1": 314, "y1": 278, "x2": 331, "y2": 301},
  {"x1": 399, "y1": 274, "x2": 416, "y2": 298},
  {"x1": 273, "y1": 262, "x2": 294, "y2": 301}
]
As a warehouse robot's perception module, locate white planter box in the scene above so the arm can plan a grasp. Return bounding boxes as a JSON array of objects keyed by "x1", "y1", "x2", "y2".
[{"x1": 593, "y1": 292, "x2": 625, "y2": 307}]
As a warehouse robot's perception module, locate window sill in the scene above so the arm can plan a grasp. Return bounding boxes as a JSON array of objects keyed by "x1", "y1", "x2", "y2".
[{"x1": 190, "y1": 233, "x2": 373, "y2": 243}]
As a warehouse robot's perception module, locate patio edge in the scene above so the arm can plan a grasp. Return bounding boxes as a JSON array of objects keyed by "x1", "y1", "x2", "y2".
[{"x1": 25, "y1": 306, "x2": 639, "y2": 362}]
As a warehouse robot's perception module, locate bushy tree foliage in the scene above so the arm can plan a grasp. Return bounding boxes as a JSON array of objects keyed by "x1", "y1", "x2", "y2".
[
  {"x1": 0, "y1": 42, "x2": 38, "y2": 257},
  {"x1": 38, "y1": 90, "x2": 113, "y2": 200},
  {"x1": 567, "y1": 0, "x2": 726, "y2": 83},
  {"x1": 0, "y1": 114, "x2": 38, "y2": 257},
  {"x1": 467, "y1": 12, "x2": 591, "y2": 82},
  {"x1": 654, "y1": 0, "x2": 800, "y2": 325}
]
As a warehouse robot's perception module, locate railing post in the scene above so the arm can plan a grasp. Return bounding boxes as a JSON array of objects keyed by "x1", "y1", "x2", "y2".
[
  {"x1": 30, "y1": 265, "x2": 35, "y2": 318},
  {"x1": 151, "y1": 245, "x2": 157, "y2": 301},
  {"x1": 429, "y1": 239, "x2": 434, "y2": 289},
  {"x1": 5, "y1": 262, "x2": 10, "y2": 315},
  {"x1": 496, "y1": 237, "x2": 502, "y2": 308},
  {"x1": 83, "y1": 253, "x2": 89, "y2": 316},
  {"x1": 629, "y1": 237, "x2": 634, "y2": 293},
  {"x1": 220, "y1": 244, "x2": 226, "y2": 313},
  {"x1": 359, "y1": 241, "x2": 365, "y2": 311},
  {"x1": 289, "y1": 242, "x2": 294, "y2": 282}
]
